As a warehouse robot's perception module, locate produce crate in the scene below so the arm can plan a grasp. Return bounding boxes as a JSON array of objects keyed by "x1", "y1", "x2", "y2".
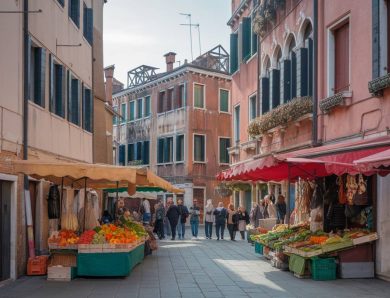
[
  {"x1": 321, "y1": 240, "x2": 353, "y2": 253},
  {"x1": 47, "y1": 266, "x2": 77, "y2": 281},
  {"x1": 49, "y1": 252, "x2": 77, "y2": 267},
  {"x1": 352, "y1": 233, "x2": 378, "y2": 245},
  {"x1": 255, "y1": 242, "x2": 263, "y2": 254},
  {"x1": 27, "y1": 256, "x2": 49, "y2": 276},
  {"x1": 311, "y1": 257, "x2": 337, "y2": 281},
  {"x1": 258, "y1": 218, "x2": 277, "y2": 231},
  {"x1": 339, "y1": 262, "x2": 374, "y2": 279}
]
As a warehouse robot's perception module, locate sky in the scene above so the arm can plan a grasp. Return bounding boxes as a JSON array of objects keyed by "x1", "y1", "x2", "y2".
[{"x1": 103, "y1": 0, "x2": 232, "y2": 84}]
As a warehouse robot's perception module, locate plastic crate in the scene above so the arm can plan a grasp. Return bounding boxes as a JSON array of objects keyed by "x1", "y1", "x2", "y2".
[
  {"x1": 27, "y1": 256, "x2": 49, "y2": 276},
  {"x1": 255, "y1": 242, "x2": 263, "y2": 254},
  {"x1": 311, "y1": 257, "x2": 337, "y2": 281}
]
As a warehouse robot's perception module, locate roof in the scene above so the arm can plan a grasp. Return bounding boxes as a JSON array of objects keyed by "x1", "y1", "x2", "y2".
[{"x1": 227, "y1": 0, "x2": 251, "y2": 26}]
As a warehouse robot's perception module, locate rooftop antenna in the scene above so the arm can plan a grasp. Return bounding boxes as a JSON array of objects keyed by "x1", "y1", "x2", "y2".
[
  {"x1": 180, "y1": 13, "x2": 194, "y2": 61},
  {"x1": 195, "y1": 24, "x2": 202, "y2": 56}
]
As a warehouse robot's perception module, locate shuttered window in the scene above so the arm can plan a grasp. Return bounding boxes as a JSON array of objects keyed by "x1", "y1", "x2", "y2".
[
  {"x1": 57, "y1": 0, "x2": 65, "y2": 7},
  {"x1": 69, "y1": 0, "x2": 80, "y2": 28},
  {"x1": 83, "y1": 3, "x2": 93, "y2": 45},
  {"x1": 334, "y1": 22, "x2": 350, "y2": 93},
  {"x1": 242, "y1": 17, "x2": 251, "y2": 61},
  {"x1": 219, "y1": 89, "x2": 229, "y2": 112},
  {"x1": 194, "y1": 135, "x2": 206, "y2": 162},
  {"x1": 175, "y1": 84, "x2": 185, "y2": 109},
  {"x1": 194, "y1": 84, "x2": 205, "y2": 108},
  {"x1": 68, "y1": 76, "x2": 80, "y2": 126},
  {"x1": 296, "y1": 47, "x2": 308, "y2": 97},
  {"x1": 120, "y1": 103, "x2": 126, "y2": 123},
  {"x1": 128, "y1": 143, "x2": 135, "y2": 162},
  {"x1": 230, "y1": 33, "x2": 238, "y2": 73},
  {"x1": 251, "y1": 14, "x2": 258, "y2": 55},
  {"x1": 158, "y1": 91, "x2": 165, "y2": 113},
  {"x1": 49, "y1": 55, "x2": 65, "y2": 117},
  {"x1": 129, "y1": 101, "x2": 135, "y2": 121},
  {"x1": 30, "y1": 46, "x2": 46, "y2": 107},
  {"x1": 113, "y1": 106, "x2": 118, "y2": 125},
  {"x1": 270, "y1": 69, "x2": 280, "y2": 109},
  {"x1": 119, "y1": 144, "x2": 125, "y2": 166},
  {"x1": 136, "y1": 98, "x2": 142, "y2": 119},
  {"x1": 143, "y1": 141, "x2": 150, "y2": 165},
  {"x1": 260, "y1": 77, "x2": 270, "y2": 114},
  {"x1": 157, "y1": 137, "x2": 174, "y2": 163},
  {"x1": 136, "y1": 142, "x2": 143, "y2": 161},
  {"x1": 157, "y1": 139, "x2": 164, "y2": 163},
  {"x1": 234, "y1": 105, "x2": 240, "y2": 143},
  {"x1": 219, "y1": 138, "x2": 230, "y2": 164},
  {"x1": 281, "y1": 59, "x2": 291, "y2": 103},
  {"x1": 176, "y1": 135, "x2": 184, "y2": 162},
  {"x1": 83, "y1": 87, "x2": 93, "y2": 132},
  {"x1": 167, "y1": 88, "x2": 173, "y2": 111},
  {"x1": 249, "y1": 95, "x2": 257, "y2": 120},
  {"x1": 144, "y1": 96, "x2": 151, "y2": 117}
]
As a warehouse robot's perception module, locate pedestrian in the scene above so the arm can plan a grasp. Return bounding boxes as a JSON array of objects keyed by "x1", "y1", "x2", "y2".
[
  {"x1": 177, "y1": 199, "x2": 189, "y2": 240},
  {"x1": 249, "y1": 202, "x2": 263, "y2": 228},
  {"x1": 227, "y1": 204, "x2": 238, "y2": 241},
  {"x1": 141, "y1": 198, "x2": 151, "y2": 225},
  {"x1": 237, "y1": 206, "x2": 250, "y2": 240},
  {"x1": 166, "y1": 199, "x2": 180, "y2": 240},
  {"x1": 276, "y1": 194, "x2": 287, "y2": 224},
  {"x1": 189, "y1": 199, "x2": 201, "y2": 240},
  {"x1": 204, "y1": 199, "x2": 214, "y2": 239},
  {"x1": 155, "y1": 201, "x2": 165, "y2": 239},
  {"x1": 101, "y1": 210, "x2": 113, "y2": 224},
  {"x1": 213, "y1": 202, "x2": 227, "y2": 240},
  {"x1": 264, "y1": 195, "x2": 277, "y2": 219},
  {"x1": 164, "y1": 200, "x2": 171, "y2": 237}
]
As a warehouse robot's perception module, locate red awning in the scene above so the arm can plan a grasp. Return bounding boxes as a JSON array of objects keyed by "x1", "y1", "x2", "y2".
[
  {"x1": 354, "y1": 148, "x2": 390, "y2": 169},
  {"x1": 217, "y1": 136, "x2": 390, "y2": 182}
]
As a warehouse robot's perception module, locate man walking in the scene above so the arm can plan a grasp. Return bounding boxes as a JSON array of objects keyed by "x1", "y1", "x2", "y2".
[
  {"x1": 213, "y1": 202, "x2": 227, "y2": 240},
  {"x1": 189, "y1": 199, "x2": 201, "y2": 240},
  {"x1": 177, "y1": 199, "x2": 189, "y2": 240},
  {"x1": 155, "y1": 201, "x2": 165, "y2": 239},
  {"x1": 166, "y1": 199, "x2": 180, "y2": 240}
]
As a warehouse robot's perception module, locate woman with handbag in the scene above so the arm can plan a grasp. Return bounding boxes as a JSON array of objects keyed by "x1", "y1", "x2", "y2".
[
  {"x1": 204, "y1": 199, "x2": 214, "y2": 239},
  {"x1": 237, "y1": 206, "x2": 249, "y2": 240}
]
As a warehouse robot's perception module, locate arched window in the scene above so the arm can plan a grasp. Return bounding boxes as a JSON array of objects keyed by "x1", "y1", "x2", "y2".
[
  {"x1": 281, "y1": 35, "x2": 297, "y2": 103},
  {"x1": 260, "y1": 56, "x2": 271, "y2": 114},
  {"x1": 297, "y1": 21, "x2": 313, "y2": 97},
  {"x1": 270, "y1": 46, "x2": 282, "y2": 109}
]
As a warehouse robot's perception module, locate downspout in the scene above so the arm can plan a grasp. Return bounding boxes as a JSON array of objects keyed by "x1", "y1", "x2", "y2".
[
  {"x1": 23, "y1": 0, "x2": 35, "y2": 259},
  {"x1": 312, "y1": 0, "x2": 319, "y2": 146}
]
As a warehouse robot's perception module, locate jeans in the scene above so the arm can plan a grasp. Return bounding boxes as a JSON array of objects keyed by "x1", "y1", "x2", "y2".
[
  {"x1": 164, "y1": 217, "x2": 171, "y2": 236},
  {"x1": 143, "y1": 212, "x2": 151, "y2": 224},
  {"x1": 205, "y1": 221, "x2": 213, "y2": 238},
  {"x1": 215, "y1": 223, "x2": 225, "y2": 239},
  {"x1": 177, "y1": 216, "x2": 186, "y2": 239},
  {"x1": 169, "y1": 220, "x2": 177, "y2": 239},
  {"x1": 227, "y1": 224, "x2": 236, "y2": 240},
  {"x1": 155, "y1": 219, "x2": 164, "y2": 239},
  {"x1": 191, "y1": 220, "x2": 199, "y2": 237}
]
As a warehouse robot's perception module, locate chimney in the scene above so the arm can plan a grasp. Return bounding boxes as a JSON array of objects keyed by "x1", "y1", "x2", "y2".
[
  {"x1": 164, "y1": 52, "x2": 176, "y2": 72},
  {"x1": 104, "y1": 65, "x2": 115, "y2": 105}
]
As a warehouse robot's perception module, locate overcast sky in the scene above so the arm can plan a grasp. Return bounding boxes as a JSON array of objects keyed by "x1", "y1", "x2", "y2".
[{"x1": 103, "y1": 0, "x2": 231, "y2": 84}]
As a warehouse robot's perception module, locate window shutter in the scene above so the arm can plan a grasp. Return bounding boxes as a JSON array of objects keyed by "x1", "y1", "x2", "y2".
[
  {"x1": 158, "y1": 139, "x2": 164, "y2": 163},
  {"x1": 119, "y1": 145, "x2": 125, "y2": 166},
  {"x1": 34, "y1": 48, "x2": 46, "y2": 107},
  {"x1": 67, "y1": 71, "x2": 71, "y2": 121},
  {"x1": 27, "y1": 36, "x2": 32, "y2": 101},
  {"x1": 183, "y1": 82, "x2": 187, "y2": 106},
  {"x1": 71, "y1": 79, "x2": 79, "y2": 125},
  {"x1": 307, "y1": 38, "x2": 314, "y2": 97},
  {"x1": 270, "y1": 69, "x2": 280, "y2": 109},
  {"x1": 83, "y1": 88, "x2": 92, "y2": 132},
  {"x1": 40, "y1": 48, "x2": 46, "y2": 107},
  {"x1": 163, "y1": 138, "x2": 169, "y2": 163},
  {"x1": 75, "y1": 0, "x2": 80, "y2": 27},
  {"x1": 238, "y1": 23, "x2": 243, "y2": 64},
  {"x1": 291, "y1": 52, "x2": 297, "y2": 100},
  {"x1": 87, "y1": 8, "x2": 93, "y2": 44},
  {"x1": 230, "y1": 33, "x2": 238, "y2": 73},
  {"x1": 334, "y1": 23, "x2": 350, "y2": 93},
  {"x1": 137, "y1": 142, "x2": 142, "y2": 161},
  {"x1": 260, "y1": 77, "x2": 270, "y2": 114},
  {"x1": 56, "y1": 65, "x2": 66, "y2": 117},
  {"x1": 83, "y1": 3, "x2": 87, "y2": 38},
  {"x1": 49, "y1": 54, "x2": 54, "y2": 112},
  {"x1": 242, "y1": 17, "x2": 251, "y2": 61},
  {"x1": 143, "y1": 141, "x2": 150, "y2": 164},
  {"x1": 296, "y1": 47, "x2": 308, "y2": 97},
  {"x1": 372, "y1": 0, "x2": 380, "y2": 79},
  {"x1": 281, "y1": 59, "x2": 291, "y2": 103}
]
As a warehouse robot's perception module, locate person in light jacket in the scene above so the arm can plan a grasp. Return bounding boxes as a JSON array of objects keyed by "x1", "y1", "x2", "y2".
[
  {"x1": 226, "y1": 204, "x2": 239, "y2": 241},
  {"x1": 237, "y1": 206, "x2": 250, "y2": 240},
  {"x1": 264, "y1": 195, "x2": 277, "y2": 219},
  {"x1": 204, "y1": 199, "x2": 214, "y2": 239}
]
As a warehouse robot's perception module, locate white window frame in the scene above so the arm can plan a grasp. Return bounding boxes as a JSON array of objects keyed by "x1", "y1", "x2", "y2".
[
  {"x1": 218, "y1": 136, "x2": 231, "y2": 165},
  {"x1": 193, "y1": 133, "x2": 207, "y2": 163},
  {"x1": 248, "y1": 92, "x2": 257, "y2": 122},
  {"x1": 218, "y1": 88, "x2": 231, "y2": 114},
  {"x1": 193, "y1": 82, "x2": 206, "y2": 110},
  {"x1": 175, "y1": 134, "x2": 185, "y2": 164},
  {"x1": 327, "y1": 15, "x2": 351, "y2": 97},
  {"x1": 233, "y1": 103, "x2": 240, "y2": 144},
  {"x1": 120, "y1": 102, "x2": 127, "y2": 125},
  {"x1": 157, "y1": 136, "x2": 174, "y2": 165}
]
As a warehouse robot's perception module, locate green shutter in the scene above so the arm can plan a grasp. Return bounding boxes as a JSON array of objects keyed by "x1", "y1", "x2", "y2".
[
  {"x1": 281, "y1": 59, "x2": 291, "y2": 103},
  {"x1": 194, "y1": 135, "x2": 205, "y2": 162},
  {"x1": 230, "y1": 33, "x2": 238, "y2": 73},
  {"x1": 144, "y1": 96, "x2": 150, "y2": 116},
  {"x1": 291, "y1": 52, "x2": 297, "y2": 100},
  {"x1": 49, "y1": 54, "x2": 54, "y2": 112},
  {"x1": 143, "y1": 141, "x2": 150, "y2": 164},
  {"x1": 242, "y1": 17, "x2": 251, "y2": 61},
  {"x1": 261, "y1": 77, "x2": 270, "y2": 114},
  {"x1": 176, "y1": 135, "x2": 184, "y2": 162},
  {"x1": 270, "y1": 69, "x2": 280, "y2": 109},
  {"x1": 307, "y1": 38, "x2": 314, "y2": 97},
  {"x1": 35, "y1": 48, "x2": 46, "y2": 107},
  {"x1": 55, "y1": 65, "x2": 66, "y2": 118},
  {"x1": 372, "y1": 0, "x2": 380, "y2": 79},
  {"x1": 129, "y1": 101, "x2": 135, "y2": 120},
  {"x1": 194, "y1": 84, "x2": 204, "y2": 108},
  {"x1": 219, "y1": 138, "x2": 230, "y2": 164},
  {"x1": 219, "y1": 89, "x2": 229, "y2": 112},
  {"x1": 83, "y1": 88, "x2": 92, "y2": 132},
  {"x1": 296, "y1": 47, "x2": 308, "y2": 97},
  {"x1": 158, "y1": 139, "x2": 164, "y2": 163},
  {"x1": 119, "y1": 145, "x2": 125, "y2": 165}
]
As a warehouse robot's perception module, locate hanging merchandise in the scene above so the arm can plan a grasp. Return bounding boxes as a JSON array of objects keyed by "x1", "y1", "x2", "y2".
[
  {"x1": 84, "y1": 190, "x2": 100, "y2": 230},
  {"x1": 48, "y1": 185, "x2": 61, "y2": 219},
  {"x1": 336, "y1": 176, "x2": 347, "y2": 204},
  {"x1": 353, "y1": 174, "x2": 368, "y2": 205},
  {"x1": 61, "y1": 189, "x2": 79, "y2": 232},
  {"x1": 345, "y1": 175, "x2": 358, "y2": 205},
  {"x1": 294, "y1": 180, "x2": 313, "y2": 224},
  {"x1": 310, "y1": 180, "x2": 324, "y2": 210}
]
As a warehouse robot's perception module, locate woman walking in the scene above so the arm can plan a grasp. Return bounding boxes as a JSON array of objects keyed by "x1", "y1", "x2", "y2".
[
  {"x1": 189, "y1": 199, "x2": 201, "y2": 240},
  {"x1": 166, "y1": 199, "x2": 180, "y2": 240},
  {"x1": 213, "y1": 202, "x2": 227, "y2": 240},
  {"x1": 237, "y1": 206, "x2": 250, "y2": 240},
  {"x1": 276, "y1": 194, "x2": 287, "y2": 224},
  {"x1": 204, "y1": 199, "x2": 214, "y2": 239},
  {"x1": 227, "y1": 204, "x2": 238, "y2": 241}
]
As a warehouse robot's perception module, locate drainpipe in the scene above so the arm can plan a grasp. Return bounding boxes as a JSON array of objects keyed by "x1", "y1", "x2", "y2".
[
  {"x1": 23, "y1": 0, "x2": 35, "y2": 259},
  {"x1": 312, "y1": 0, "x2": 319, "y2": 147}
]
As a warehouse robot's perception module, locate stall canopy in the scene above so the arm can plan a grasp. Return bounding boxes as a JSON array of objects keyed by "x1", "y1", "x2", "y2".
[
  {"x1": 354, "y1": 148, "x2": 390, "y2": 170},
  {"x1": 217, "y1": 136, "x2": 390, "y2": 182},
  {"x1": 12, "y1": 160, "x2": 184, "y2": 195}
]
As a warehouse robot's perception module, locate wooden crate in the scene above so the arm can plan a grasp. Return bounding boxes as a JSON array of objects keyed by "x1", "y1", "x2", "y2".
[
  {"x1": 47, "y1": 266, "x2": 77, "y2": 281},
  {"x1": 49, "y1": 253, "x2": 77, "y2": 267},
  {"x1": 352, "y1": 233, "x2": 378, "y2": 245}
]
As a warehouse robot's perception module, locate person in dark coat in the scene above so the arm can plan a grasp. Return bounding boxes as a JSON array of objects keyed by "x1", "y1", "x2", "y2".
[
  {"x1": 276, "y1": 194, "x2": 287, "y2": 224},
  {"x1": 226, "y1": 204, "x2": 239, "y2": 241},
  {"x1": 213, "y1": 202, "x2": 227, "y2": 240},
  {"x1": 166, "y1": 199, "x2": 180, "y2": 240},
  {"x1": 237, "y1": 206, "x2": 250, "y2": 240},
  {"x1": 177, "y1": 199, "x2": 189, "y2": 240},
  {"x1": 154, "y1": 201, "x2": 165, "y2": 240}
]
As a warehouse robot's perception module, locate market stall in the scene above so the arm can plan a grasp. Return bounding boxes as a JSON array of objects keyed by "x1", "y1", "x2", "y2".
[{"x1": 12, "y1": 160, "x2": 183, "y2": 280}]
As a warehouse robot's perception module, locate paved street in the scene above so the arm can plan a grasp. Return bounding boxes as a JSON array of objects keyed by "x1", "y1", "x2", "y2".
[{"x1": 0, "y1": 229, "x2": 389, "y2": 298}]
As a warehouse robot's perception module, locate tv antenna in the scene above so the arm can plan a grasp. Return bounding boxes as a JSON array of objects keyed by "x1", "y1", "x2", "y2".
[{"x1": 180, "y1": 13, "x2": 195, "y2": 61}]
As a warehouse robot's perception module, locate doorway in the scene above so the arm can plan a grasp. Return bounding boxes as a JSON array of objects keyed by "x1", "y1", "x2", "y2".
[
  {"x1": 244, "y1": 190, "x2": 252, "y2": 211},
  {"x1": 0, "y1": 180, "x2": 12, "y2": 281}
]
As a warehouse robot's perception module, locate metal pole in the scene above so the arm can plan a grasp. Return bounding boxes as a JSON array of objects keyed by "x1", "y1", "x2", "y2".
[
  {"x1": 286, "y1": 163, "x2": 291, "y2": 226},
  {"x1": 115, "y1": 181, "x2": 119, "y2": 220},
  {"x1": 189, "y1": 14, "x2": 193, "y2": 61},
  {"x1": 312, "y1": 0, "x2": 318, "y2": 146},
  {"x1": 83, "y1": 178, "x2": 87, "y2": 231},
  {"x1": 196, "y1": 24, "x2": 202, "y2": 56}
]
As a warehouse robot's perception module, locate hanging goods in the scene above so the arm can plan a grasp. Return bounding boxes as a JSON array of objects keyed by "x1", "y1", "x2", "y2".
[{"x1": 48, "y1": 185, "x2": 61, "y2": 219}]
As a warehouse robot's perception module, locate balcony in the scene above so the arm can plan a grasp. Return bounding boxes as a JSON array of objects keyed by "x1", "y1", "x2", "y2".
[
  {"x1": 319, "y1": 91, "x2": 352, "y2": 114},
  {"x1": 240, "y1": 139, "x2": 258, "y2": 152},
  {"x1": 368, "y1": 73, "x2": 390, "y2": 96},
  {"x1": 227, "y1": 145, "x2": 240, "y2": 156}
]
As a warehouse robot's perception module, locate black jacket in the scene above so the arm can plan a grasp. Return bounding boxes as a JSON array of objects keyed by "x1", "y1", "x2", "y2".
[
  {"x1": 166, "y1": 205, "x2": 180, "y2": 224},
  {"x1": 177, "y1": 205, "x2": 189, "y2": 223},
  {"x1": 238, "y1": 211, "x2": 250, "y2": 224},
  {"x1": 213, "y1": 208, "x2": 227, "y2": 225}
]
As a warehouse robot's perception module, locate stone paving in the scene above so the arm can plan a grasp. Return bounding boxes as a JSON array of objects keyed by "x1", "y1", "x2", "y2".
[{"x1": 1, "y1": 228, "x2": 390, "y2": 298}]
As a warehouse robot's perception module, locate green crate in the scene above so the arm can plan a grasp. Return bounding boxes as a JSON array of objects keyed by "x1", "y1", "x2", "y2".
[
  {"x1": 311, "y1": 257, "x2": 337, "y2": 281},
  {"x1": 255, "y1": 242, "x2": 263, "y2": 254}
]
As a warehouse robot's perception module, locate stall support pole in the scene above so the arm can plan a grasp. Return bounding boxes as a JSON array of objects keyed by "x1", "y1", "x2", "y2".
[
  {"x1": 286, "y1": 163, "x2": 291, "y2": 226},
  {"x1": 59, "y1": 177, "x2": 64, "y2": 229},
  {"x1": 83, "y1": 178, "x2": 87, "y2": 231},
  {"x1": 115, "y1": 181, "x2": 119, "y2": 220}
]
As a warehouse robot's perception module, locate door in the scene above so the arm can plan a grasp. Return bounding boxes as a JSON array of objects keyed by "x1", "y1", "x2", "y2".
[
  {"x1": 244, "y1": 190, "x2": 252, "y2": 212},
  {"x1": 0, "y1": 181, "x2": 12, "y2": 281}
]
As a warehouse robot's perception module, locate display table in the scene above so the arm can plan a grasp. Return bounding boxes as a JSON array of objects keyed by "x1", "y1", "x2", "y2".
[{"x1": 77, "y1": 243, "x2": 145, "y2": 277}]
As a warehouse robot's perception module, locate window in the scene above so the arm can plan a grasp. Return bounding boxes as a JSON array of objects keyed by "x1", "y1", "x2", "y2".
[
  {"x1": 194, "y1": 134, "x2": 206, "y2": 162},
  {"x1": 249, "y1": 95, "x2": 257, "y2": 121},
  {"x1": 29, "y1": 45, "x2": 46, "y2": 107},
  {"x1": 281, "y1": 36, "x2": 297, "y2": 103},
  {"x1": 270, "y1": 47, "x2": 282, "y2": 109},
  {"x1": 143, "y1": 141, "x2": 150, "y2": 164},
  {"x1": 157, "y1": 139, "x2": 164, "y2": 163},
  {"x1": 219, "y1": 138, "x2": 230, "y2": 164},
  {"x1": 136, "y1": 142, "x2": 143, "y2": 160},
  {"x1": 69, "y1": 0, "x2": 80, "y2": 28},
  {"x1": 157, "y1": 137, "x2": 173, "y2": 163},
  {"x1": 175, "y1": 84, "x2": 185, "y2": 109},
  {"x1": 242, "y1": 17, "x2": 251, "y2": 61},
  {"x1": 230, "y1": 32, "x2": 239, "y2": 73},
  {"x1": 113, "y1": 106, "x2": 118, "y2": 125},
  {"x1": 219, "y1": 89, "x2": 229, "y2": 113},
  {"x1": 158, "y1": 91, "x2": 165, "y2": 113},
  {"x1": 82, "y1": 87, "x2": 93, "y2": 132},
  {"x1": 194, "y1": 84, "x2": 205, "y2": 109},
  {"x1": 144, "y1": 96, "x2": 151, "y2": 117},
  {"x1": 296, "y1": 22, "x2": 313, "y2": 97},
  {"x1": 176, "y1": 135, "x2": 184, "y2": 162},
  {"x1": 234, "y1": 105, "x2": 240, "y2": 143},
  {"x1": 128, "y1": 143, "x2": 135, "y2": 162},
  {"x1": 167, "y1": 88, "x2": 173, "y2": 111},
  {"x1": 136, "y1": 98, "x2": 143, "y2": 119},
  {"x1": 333, "y1": 21, "x2": 350, "y2": 93},
  {"x1": 129, "y1": 101, "x2": 135, "y2": 121},
  {"x1": 120, "y1": 103, "x2": 126, "y2": 123},
  {"x1": 83, "y1": 3, "x2": 93, "y2": 45},
  {"x1": 119, "y1": 144, "x2": 125, "y2": 166},
  {"x1": 57, "y1": 0, "x2": 65, "y2": 7},
  {"x1": 260, "y1": 57, "x2": 271, "y2": 114},
  {"x1": 68, "y1": 74, "x2": 80, "y2": 126},
  {"x1": 251, "y1": 14, "x2": 258, "y2": 55},
  {"x1": 49, "y1": 55, "x2": 65, "y2": 117}
]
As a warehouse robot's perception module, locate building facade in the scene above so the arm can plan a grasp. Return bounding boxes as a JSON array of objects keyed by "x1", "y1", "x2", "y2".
[
  {"x1": 111, "y1": 47, "x2": 232, "y2": 219},
  {"x1": 0, "y1": 0, "x2": 107, "y2": 280}
]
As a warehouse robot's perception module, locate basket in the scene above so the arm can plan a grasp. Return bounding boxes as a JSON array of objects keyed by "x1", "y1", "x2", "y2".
[
  {"x1": 255, "y1": 242, "x2": 263, "y2": 254},
  {"x1": 311, "y1": 257, "x2": 337, "y2": 281}
]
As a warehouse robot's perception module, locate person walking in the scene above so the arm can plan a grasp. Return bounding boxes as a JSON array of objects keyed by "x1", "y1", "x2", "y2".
[
  {"x1": 264, "y1": 195, "x2": 277, "y2": 219},
  {"x1": 204, "y1": 199, "x2": 214, "y2": 239},
  {"x1": 276, "y1": 194, "x2": 287, "y2": 224},
  {"x1": 166, "y1": 199, "x2": 180, "y2": 240},
  {"x1": 177, "y1": 199, "x2": 189, "y2": 240},
  {"x1": 155, "y1": 201, "x2": 165, "y2": 239},
  {"x1": 227, "y1": 204, "x2": 238, "y2": 241},
  {"x1": 189, "y1": 199, "x2": 201, "y2": 240},
  {"x1": 213, "y1": 202, "x2": 227, "y2": 240},
  {"x1": 237, "y1": 206, "x2": 250, "y2": 240},
  {"x1": 141, "y1": 198, "x2": 151, "y2": 225},
  {"x1": 164, "y1": 200, "x2": 171, "y2": 237},
  {"x1": 249, "y1": 202, "x2": 263, "y2": 228}
]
